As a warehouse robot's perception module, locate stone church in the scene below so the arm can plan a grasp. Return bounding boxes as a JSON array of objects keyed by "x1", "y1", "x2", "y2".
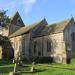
[{"x1": 0, "y1": 11, "x2": 75, "y2": 64}]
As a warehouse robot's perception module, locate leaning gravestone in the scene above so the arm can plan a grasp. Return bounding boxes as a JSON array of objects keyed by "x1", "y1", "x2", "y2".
[
  {"x1": 9, "y1": 71, "x2": 21, "y2": 75},
  {"x1": 9, "y1": 61, "x2": 21, "y2": 75},
  {"x1": 30, "y1": 62, "x2": 36, "y2": 72},
  {"x1": 9, "y1": 51, "x2": 21, "y2": 75}
]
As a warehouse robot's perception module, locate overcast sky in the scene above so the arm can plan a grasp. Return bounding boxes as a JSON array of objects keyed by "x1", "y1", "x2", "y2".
[{"x1": 0, "y1": 0, "x2": 75, "y2": 25}]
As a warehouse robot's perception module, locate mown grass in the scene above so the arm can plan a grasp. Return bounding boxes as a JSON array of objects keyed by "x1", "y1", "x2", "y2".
[
  {"x1": 1, "y1": 59, "x2": 75, "y2": 75},
  {"x1": 0, "y1": 60, "x2": 14, "y2": 75}
]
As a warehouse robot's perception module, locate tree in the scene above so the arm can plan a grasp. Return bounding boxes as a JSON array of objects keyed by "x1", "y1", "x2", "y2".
[{"x1": 0, "y1": 10, "x2": 10, "y2": 28}]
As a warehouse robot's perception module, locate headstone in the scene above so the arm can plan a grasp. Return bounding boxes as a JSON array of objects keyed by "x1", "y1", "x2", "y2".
[
  {"x1": 9, "y1": 50, "x2": 22, "y2": 75},
  {"x1": 13, "y1": 59, "x2": 15, "y2": 64},
  {"x1": 0, "y1": 46, "x2": 2, "y2": 59},
  {"x1": 14, "y1": 63, "x2": 17, "y2": 72},
  {"x1": 9, "y1": 72, "x2": 21, "y2": 75},
  {"x1": 30, "y1": 62, "x2": 36, "y2": 72},
  {"x1": 18, "y1": 60, "x2": 23, "y2": 66}
]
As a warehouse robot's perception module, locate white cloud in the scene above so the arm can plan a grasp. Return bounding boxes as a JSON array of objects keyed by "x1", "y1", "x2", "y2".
[
  {"x1": 22, "y1": 0, "x2": 37, "y2": 14},
  {"x1": 0, "y1": 0, "x2": 37, "y2": 14}
]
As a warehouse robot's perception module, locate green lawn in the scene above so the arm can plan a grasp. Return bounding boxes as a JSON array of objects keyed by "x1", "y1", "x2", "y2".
[{"x1": 1, "y1": 60, "x2": 75, "y2": 75}]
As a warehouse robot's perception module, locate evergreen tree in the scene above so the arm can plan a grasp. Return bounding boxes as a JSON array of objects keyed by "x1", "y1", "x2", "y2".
[{"x1": 0, "y1": 10, "x2": 10, "y2": 28}]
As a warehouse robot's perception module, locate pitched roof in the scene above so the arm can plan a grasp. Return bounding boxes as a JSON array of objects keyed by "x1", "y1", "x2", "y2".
[
  {"x1": 9, "y1": 11, "x2": 25, "y2": 35},
  {"x1": 10, "y1": 11, "x2": 25, "y2": 27},
  {"x1": 36, "y1": 18, "x2": 73, "y2": 37},
  {"x1": 9, "y1": 18, "x2": 47, "y2": 38}
]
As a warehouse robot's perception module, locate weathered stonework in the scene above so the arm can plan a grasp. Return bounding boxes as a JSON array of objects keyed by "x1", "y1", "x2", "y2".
[
  {"x1": 9, "y1": 17, "x2": 75, "y2": 64},
  {"x1": 49, "y1": 33, "x2": 66, "y2": 63}
]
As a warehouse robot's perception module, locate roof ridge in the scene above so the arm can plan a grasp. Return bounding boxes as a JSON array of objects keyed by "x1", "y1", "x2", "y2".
[
  {"x1": 9, "y1": 11, "x2": 19, "y2": 20},
  {"x1": 27, "y1": 18, "x2": 46, "y2": 26},
  {"x1": 47, "y1": 18, "x2": 71, "y2": 27}
]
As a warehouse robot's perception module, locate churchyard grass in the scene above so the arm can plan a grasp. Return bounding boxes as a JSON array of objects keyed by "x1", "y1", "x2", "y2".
[{"x1": 1, "y1": 59, "x2": 75, "y2": 75}]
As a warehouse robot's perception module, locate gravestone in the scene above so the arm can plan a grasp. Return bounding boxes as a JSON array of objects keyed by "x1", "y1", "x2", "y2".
[
  {"x1": 9, "y1": 71, "x2": 21, "y2": 75},
  {"x1": 0, "y1": 46, "x2": 2, "y2": 59},
  {"x1": 9, "y1": 51, "x2": 21, "y2": 75},
  {"x1": 30, "y1": 62, "x2": 36, "y2": 72}
]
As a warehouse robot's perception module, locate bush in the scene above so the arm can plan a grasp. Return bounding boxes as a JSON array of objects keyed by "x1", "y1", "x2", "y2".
[
  {"x1": 71, "y1": 58, "x2": 75, "y2": 64},
  {"x1": 21, "y1": 57, "x2": 31, "y2": 64},
  {"x1": 31, "y1": 56, "x2": 53, "y2": 64},
  {"x1": 0, "y1": 59, "x2": 12, "y2": 65}
]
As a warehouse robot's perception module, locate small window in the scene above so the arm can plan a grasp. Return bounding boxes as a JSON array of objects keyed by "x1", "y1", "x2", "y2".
[
  {"x1": 17, "y1": 17, "x2": 21, "y2": 26},
  {"x1": 47, "y1": 40, "x2": 51, "y2": 52}
]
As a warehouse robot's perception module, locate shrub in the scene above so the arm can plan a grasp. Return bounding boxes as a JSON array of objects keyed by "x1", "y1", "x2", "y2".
[
  {"x1": 31, "y1": 56, "x2": 53, "y2": 64},
  {"x1": 21, "y1": 57, "x2": 31, "y2": 64}
]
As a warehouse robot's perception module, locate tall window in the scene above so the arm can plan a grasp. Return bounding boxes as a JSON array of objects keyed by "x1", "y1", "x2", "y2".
[
  {"x1": 38, "y1": 51, "x2": 41, "y2": 56},
  {"x1": 71, "y1": 32, "x2": 75, "y2": 41},
  {"x1": 47, "y1": 40, "x2": 51, "y2": 52},
  {"x1": 34, "y1": 41, "x2": 37, "y2": 54}
]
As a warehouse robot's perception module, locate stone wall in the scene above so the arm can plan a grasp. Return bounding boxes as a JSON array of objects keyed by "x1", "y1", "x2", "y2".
[
  {"x1": 9, "y1": 18, "x2": 75, "y2": 63},
  {"x1": 64, "y1": 19, "x2": 75, "y2": 58},
  {"x1": 31, "y1": 33, "x2": 66, "y2": 64},
  {"x1": 49, "y1": 33, "x2": 66, "y2": 63},
  {"x1": 10, "y1": 33, "x2": 31, "y2": 60},
  {"x1": 22, "y1": 33, "x2": 31, "y2": 59},
  {"x1": 31, "y1": 37, "x2": 43, "y2": 57},
  {"x1": 10, "y1": 36, "x2": 22, "y2": 60}
]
